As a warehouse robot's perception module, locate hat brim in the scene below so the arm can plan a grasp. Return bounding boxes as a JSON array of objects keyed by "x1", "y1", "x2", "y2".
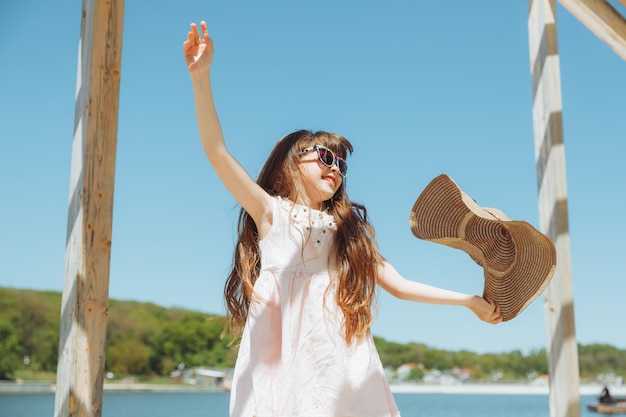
[{"x1": 409, "y1": 174, "x2": 556, "y2": 321}]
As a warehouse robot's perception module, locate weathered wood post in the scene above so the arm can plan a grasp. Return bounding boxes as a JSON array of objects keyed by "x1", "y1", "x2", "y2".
[
  {"x1": 527, "y1": 1, "x2": 580, "y2": 416},
  {"x1": 54, "y1": 0, "x2": 124, "y2": 416},
  {"x1": 557, "y1": 0, "x2": 626, "y2": 60},
  {"x1": 528, "y1": 1, "x2": 626, "y2": 416}
]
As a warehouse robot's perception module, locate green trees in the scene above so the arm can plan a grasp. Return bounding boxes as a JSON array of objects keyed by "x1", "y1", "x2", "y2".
[
  {"x1": 107, "y1": 339, "x2": 152, "y2": 375},
  {"x1": 152, "y1": 312, "x2": 234, "y2": 372},
  {"x1": 579, "y1": 344, "x2": 626, "y2": 377},
  {"x1": 0, "y1": 287, "x2": 237, "y2": 380},
  {"x1": 0, "y1": 320, "x2": 21, "y2": 379},
  {"x1": 103, "y1": 300, "x2": 236, "y2": 377},
  {"x1": 0, "y1": 286, "x2": 624, "y2": 383},
  {"x1": 0, "y1": 288, "x2": 60, "y2": 377}
]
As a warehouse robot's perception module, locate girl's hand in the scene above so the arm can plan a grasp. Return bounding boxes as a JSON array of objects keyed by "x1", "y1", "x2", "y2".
[
  {"x1": 468, "y1": 294, "x2": 503, "y2": 324},
  {"x1": 183, "y1": 21, "x2": 214, "y2": 75}
]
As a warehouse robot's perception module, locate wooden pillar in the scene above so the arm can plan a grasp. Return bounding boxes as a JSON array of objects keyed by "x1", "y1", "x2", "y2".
[
  {"x1": 557, "y1": 0, "x2": 626, "y2": 60},
  {"x1": 527, "y1": 1, "x2": 580, "y2": 416},
  {"x1": 54, "y1": 0, "x2": 124, "y2": 416}
]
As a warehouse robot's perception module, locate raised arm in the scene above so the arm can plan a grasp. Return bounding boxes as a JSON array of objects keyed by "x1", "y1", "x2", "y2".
[
  {"x1": 183, "y1": 21, "x2": 273, "y2": 236},
  {"x1": 377, "y1": 260, "x2": 503, "y2": 324}
]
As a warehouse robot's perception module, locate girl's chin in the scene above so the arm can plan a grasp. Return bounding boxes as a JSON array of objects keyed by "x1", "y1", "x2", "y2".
[
  {"x1": 316, "y1": 190, "x2": 336, "y2": 203},
  {"x1": 322, "y1": 179, "x2": 340, "y2": 191}
]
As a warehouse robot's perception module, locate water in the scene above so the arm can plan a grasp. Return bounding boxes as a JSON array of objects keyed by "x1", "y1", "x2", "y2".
[{"x1": 0, "y1": 392, "x2": 602, "y2": 417}]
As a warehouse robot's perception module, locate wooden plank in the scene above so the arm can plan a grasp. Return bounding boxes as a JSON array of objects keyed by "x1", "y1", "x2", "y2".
[
  {"x1": 527, "y1": 1, "x2": 581, "y2": 417},
  {"x1": 557, "y1": 0, "x2": 626, "y2": 59},
  {"x1": 54, "y1": 0, "x2": 124, "y2": 416}
]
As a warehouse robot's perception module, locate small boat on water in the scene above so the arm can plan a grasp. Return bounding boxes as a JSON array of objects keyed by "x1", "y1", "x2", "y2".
[
  {"x1": 588, "y1": 402, "x2": 626, "y2": 415},
  {"x1": 588, "y1": 386, "x2": 626, "y2": 414}
]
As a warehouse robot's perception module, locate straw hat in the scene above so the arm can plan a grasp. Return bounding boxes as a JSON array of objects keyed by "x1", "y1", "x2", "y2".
[{"x1": 409, "y1": 174, "x2": 556, "y2": 321}]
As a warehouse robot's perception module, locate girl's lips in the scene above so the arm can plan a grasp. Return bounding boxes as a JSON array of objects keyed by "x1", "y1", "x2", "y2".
[{"x1": 322, "y1": 175, "x2": 336, "y2": 186}]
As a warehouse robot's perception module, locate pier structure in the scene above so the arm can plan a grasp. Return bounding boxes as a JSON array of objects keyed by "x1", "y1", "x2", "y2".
[{"x1": 53, "y1": 1, "x2": 625, "y2": 416}]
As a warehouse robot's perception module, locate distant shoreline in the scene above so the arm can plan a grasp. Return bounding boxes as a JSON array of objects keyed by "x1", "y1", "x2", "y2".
[
  {"x1": 1, "y1": 381, "x2": 625, "y2": 396},
  {"x1": 0, "y1": 382, "x2": 224, "y2": 394},
  {"x1": 389, "y1": 383, "x2": 626, "y2": 396}
]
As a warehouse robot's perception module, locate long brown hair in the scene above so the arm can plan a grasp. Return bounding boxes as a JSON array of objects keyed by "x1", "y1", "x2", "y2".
[{"x1": 223, "y1": 130, "x2": 382, "y2": 343}]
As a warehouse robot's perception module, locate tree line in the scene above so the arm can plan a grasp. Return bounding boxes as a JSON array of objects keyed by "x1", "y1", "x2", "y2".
[{"x1": 1, "y1": 287, "x2": 624, "y2": 382}]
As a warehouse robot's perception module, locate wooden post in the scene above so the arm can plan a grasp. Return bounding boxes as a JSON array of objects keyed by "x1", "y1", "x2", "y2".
[
  {"x1": 557, "y1": 0, "x2": 626, "y2": 60},
  {"x1": 527, "y1": 1, "x2": 580, "y2": 416},
  {"x1": 54, "y1": 0, "x2": 124, "y2": 416}
]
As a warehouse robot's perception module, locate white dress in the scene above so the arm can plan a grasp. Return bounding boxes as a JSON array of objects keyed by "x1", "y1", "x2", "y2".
[{"x1": 229, "y1": 197, "x2": 400, "y2": 417}]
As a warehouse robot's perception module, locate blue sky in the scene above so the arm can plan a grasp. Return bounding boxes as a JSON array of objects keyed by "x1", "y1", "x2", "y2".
[{"x1": 1, "y1": 1, "x2": 625, "y2": 355}]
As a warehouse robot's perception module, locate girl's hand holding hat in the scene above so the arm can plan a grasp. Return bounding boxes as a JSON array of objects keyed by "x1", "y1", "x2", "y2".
[{"x1": 467, "y1": 294, "x2": 503, "y2": 325}]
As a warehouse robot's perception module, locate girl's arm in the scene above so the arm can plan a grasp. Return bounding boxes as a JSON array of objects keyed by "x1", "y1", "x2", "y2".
[
  {"x1": 183, "y1": 21, "x2": 273, "y2": 237},
  {"x1": 377, "y1": 260, "x2": 503, "y2": 324}
]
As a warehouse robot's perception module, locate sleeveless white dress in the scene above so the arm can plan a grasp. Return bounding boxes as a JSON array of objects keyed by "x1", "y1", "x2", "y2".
[{"x1": 229, "y1": 197, "x2": 400, "y2": 417}]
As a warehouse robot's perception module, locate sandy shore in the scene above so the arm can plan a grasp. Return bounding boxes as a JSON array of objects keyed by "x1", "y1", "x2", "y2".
[{"x1": 2, "y1": 381, "x2": 625, "y2": 396}]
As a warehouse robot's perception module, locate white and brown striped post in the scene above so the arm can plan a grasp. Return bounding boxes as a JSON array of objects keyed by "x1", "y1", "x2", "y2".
[
  {"x1": 54, "y1": 0, "x2": 124, "y2": 416},
  {"x1": 557, "y1": 0, "x2": 626, "y2": 60},
  {"x1": 528, "y1": 1, "x2": 580, "y2": 416}
]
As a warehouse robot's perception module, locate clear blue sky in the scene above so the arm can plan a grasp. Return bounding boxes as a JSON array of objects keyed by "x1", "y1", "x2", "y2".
[{"x1": 1, "y1": 1, "x2": 624, "y2": 355}]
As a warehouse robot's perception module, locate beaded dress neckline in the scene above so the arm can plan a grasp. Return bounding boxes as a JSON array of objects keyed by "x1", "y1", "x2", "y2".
[{"x1": 278, "y1": 197, "x2": 337, "y2": 252}]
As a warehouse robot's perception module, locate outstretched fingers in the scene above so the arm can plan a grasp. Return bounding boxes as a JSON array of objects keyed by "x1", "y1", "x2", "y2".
[
  {"x1": 183, "y1": 28, "x2": 195, "y2": 54},
  {"x1": 191, "y1": 22, "x2": 200, "y2": 42},
  {"x1": 183, "y1": 22, "x2": 201, "y2": 51},
  {"x1": 200, "y1": 20, "x2": 209, "y2": 42},
  {"x1": 182, "y1": 20, "x2": 214, "y2": 73}
]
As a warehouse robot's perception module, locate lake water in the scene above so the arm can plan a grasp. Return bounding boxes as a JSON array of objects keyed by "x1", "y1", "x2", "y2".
[{"x1": 0, "y1": 391, "x2": 601, "y2": 417}]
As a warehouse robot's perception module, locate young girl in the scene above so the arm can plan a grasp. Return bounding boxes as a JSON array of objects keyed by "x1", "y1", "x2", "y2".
[{"x1": 183, "y1": 21, "x2": 502, "y2": 417}]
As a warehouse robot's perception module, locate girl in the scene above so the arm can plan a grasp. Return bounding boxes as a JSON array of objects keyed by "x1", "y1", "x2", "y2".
[{"x1": 183, "y1": 20, "x2": 502, "y2": 417}]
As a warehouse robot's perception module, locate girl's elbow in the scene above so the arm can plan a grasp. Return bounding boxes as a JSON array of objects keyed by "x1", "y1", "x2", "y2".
[{"x1": 384, "y1": 285, "x2": 409, "y2": 300}]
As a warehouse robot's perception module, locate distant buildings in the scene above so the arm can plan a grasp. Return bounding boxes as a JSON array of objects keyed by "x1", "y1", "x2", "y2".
[
  {"x1": 392, "y1": 363, "x2": 472, "y2": 385},
  {"x1": 170, "y1": 367, "x2": 232, "y2": 390}
]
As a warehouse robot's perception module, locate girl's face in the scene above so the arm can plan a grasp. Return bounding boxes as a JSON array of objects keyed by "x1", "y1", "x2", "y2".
[{"x1": 298, "y1": 146, "x2": 344, "y2": 208}]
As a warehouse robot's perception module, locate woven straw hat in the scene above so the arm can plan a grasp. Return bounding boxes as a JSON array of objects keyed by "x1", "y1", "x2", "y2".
[{"x1": 409, "y1": 174, "x2": 556, "y2": 321}]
